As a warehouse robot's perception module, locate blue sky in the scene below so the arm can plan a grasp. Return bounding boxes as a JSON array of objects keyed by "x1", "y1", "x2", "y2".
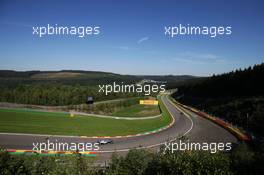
[{"x1": 0, "y1": 0, "x2": 264, "y2": 76}]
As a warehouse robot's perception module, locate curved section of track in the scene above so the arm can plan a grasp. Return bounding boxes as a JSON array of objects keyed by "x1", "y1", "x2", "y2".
[{"x1": 0, "y1": 95, "x2": 237, "y2": 161}]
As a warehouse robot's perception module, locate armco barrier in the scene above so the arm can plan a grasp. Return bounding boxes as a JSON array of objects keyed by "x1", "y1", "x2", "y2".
[{"x1": 173, "y1": 101, "x2": 251, "y2": 141}]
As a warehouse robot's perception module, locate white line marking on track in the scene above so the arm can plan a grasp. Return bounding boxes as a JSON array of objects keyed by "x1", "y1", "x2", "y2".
[
  {"x1": 0, "y1": 95, "x2": 194, "y2": 154},
  {"x1": 97, "y1": 95, "x2": 194, "y2": 153}
]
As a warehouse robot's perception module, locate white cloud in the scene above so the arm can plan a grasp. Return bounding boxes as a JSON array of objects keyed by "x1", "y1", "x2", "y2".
[
  {"x1": 113, "y1": 46, "x2": 138, "y2": 51},
  {"x1": 172, "y1": 52, "x2": 227, "y2": 64},
  {"x1": 180, "y1": 52, "x2": 219, "y2": 60},
  {"x1": 173, "y1": 58, "x2": 205, "y2": 64},
  {"x1": 116, "y1": 46, "x2": 130, "y2": 50},
  {"x1": 137, "y1": 37, "x2": 149, "y2": 44}
]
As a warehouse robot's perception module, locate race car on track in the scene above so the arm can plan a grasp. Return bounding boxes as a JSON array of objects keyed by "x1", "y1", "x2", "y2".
[{"x1": 97, "y1": 139, "x2": 113, "y2": 145}]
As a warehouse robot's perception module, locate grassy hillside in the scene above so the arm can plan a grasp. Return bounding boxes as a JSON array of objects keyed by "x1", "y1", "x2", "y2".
[
  {"x1": 0, "y1": 95, "x2": 170, "y2": 136},
  {"x1": 112, "y1": 104, "x2": 160, "y2": 117}
]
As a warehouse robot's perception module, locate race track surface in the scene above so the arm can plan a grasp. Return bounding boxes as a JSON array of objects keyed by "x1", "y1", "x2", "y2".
[{"x1": 0, "y1": 95, "x2": 237, "y2": 162}]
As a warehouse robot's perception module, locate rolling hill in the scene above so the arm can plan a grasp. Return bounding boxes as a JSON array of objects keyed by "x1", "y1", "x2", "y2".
[{"x1": 0, "y1": 70, "x2": 198, "y2": 106}]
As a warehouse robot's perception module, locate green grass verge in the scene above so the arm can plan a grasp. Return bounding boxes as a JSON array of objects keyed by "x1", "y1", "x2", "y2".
[
  {"x1": 157, "y1": 95, "x2": 172, "y2": 123},
  {"x1": 112, "y1": 104, "x2": 160, "y2": 117},
  {"x1": 0, "y1": 97, "x2": 171, "y2": 136}
]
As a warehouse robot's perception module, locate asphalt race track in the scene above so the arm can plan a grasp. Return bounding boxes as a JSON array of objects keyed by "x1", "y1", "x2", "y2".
[{"x1": 0, "y1": 95, "x2": 237, "y2": 162}]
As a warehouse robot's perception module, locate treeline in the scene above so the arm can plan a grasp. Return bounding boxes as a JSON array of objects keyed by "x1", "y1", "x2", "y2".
[
  {"x1": 0, "y1": 71, "x2": 144, "y2": 106},
  {"x1": 0, "y1": 96, "x2": 145, "y2": 115},
  {"x1": 69, "y1": 97, "x2": 145, "y2": 114},
  {"x1": 0, "y1": 75, "x2": 140, "y2": 87},
  {"x1": 0, "y1": 70, "x2": 134, "y2": 80},
  {"x1": 0, "y1": 84, "x2": 142, "y2": 106},
  {"x1": 0, "y1": 70, "x2": 199, "y2": 106},
  {"x1": 173, "y1": 63, "x2": 264, "y2": 137},
  {"x1": 176, "y1": 63, "x2": 264, "y2": 98},
  {"x1": 1, "y1": 141, "x2": 264, "y2": 175},
  {"x1": 0, "y1": 70, "x2": 41, "y2": 78}
]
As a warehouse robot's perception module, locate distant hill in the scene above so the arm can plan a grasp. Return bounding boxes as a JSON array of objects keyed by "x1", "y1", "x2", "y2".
[
  {"x1": 30, "y1": 72, "x2": 84, "y2": 79},
  {"x1": 0, "y1": 70, "x2": 140, "y2": 86},
  {"x1": 0, "y1": 70, "x2": 198, "y2": 106},
  {"x1": 0, "y1": 70, "x2": 41, "y2": 78},
  {"x1": 0, "y1": 70, "x2": 119, "y2": 78},
  {"x1": 0, "y1": 70, "x2": 198, "y2": 87},
  {"x1": 137, "y1": 75, "x2": 196, "y2": 81}
]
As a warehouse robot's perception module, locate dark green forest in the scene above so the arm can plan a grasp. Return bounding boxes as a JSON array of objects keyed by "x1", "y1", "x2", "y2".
[
  {"x1": 0, "y1": 84, "x2": 141, "y2": 106},
  {"x1": 169, "y1": 64, "x2": 264, "y2": 175},
  {"x1": 0, "y1": 70, "x2": 140, "y2": 105},
  {"x1": 173, "y1": 63, "x2": 264, "y2": 138},
  {"x1": 0, "y1": 70, "x2": 193, "y2": 106}
]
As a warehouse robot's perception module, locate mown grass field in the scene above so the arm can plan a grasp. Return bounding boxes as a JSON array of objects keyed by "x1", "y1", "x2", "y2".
[
  {"x1": 0, "y1": 96, "x2": 171, "y2": 136},
  {"x1": 112, "y1": 104, "x2": 160, "y2": 117}
]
